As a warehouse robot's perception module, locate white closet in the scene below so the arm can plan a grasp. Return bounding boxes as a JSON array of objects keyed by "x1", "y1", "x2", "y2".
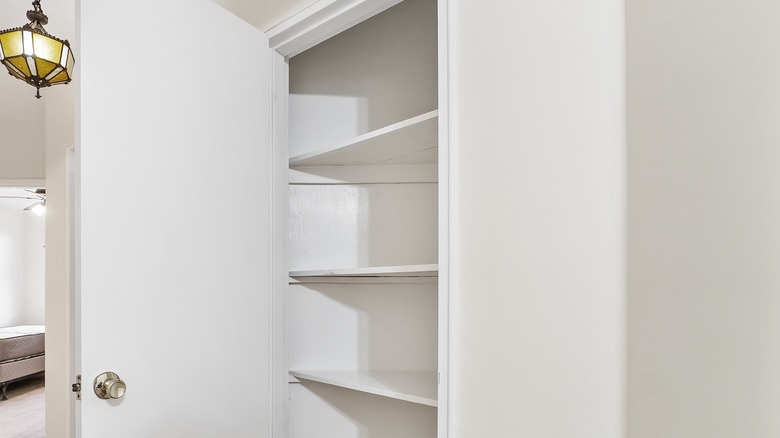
[{"x1": 283, "y1": 0, "x2": 442, "y2": 435}]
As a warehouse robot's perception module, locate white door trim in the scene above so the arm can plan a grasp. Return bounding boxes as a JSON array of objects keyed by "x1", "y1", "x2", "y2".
[
  {"x1": 68, "y1": 146, "x2": 80, "y2": 438},
  {"x1": 436, "y1": 0, "x2": 450, "y2": 435},
  {"x1": 269, "y1": 50, "x2": 289, "y2": 438},
  {"x1": 267, "y1": 0, "x2": 404, "y2": 58}
]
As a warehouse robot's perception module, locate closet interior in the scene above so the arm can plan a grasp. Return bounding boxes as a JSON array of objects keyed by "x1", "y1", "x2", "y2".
[{"x1": 285, "y1": 0, "x2": 441, "y2": 435}]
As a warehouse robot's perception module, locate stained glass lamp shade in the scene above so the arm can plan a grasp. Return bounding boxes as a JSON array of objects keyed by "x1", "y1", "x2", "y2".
[{"x1": 0, "y1": 0, "x2": 75, "y2": 98}]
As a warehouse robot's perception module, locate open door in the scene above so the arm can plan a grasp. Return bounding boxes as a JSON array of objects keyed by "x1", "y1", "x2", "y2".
[{"x1": 77, "y1": 0, "x2": 272, "y2": 436}]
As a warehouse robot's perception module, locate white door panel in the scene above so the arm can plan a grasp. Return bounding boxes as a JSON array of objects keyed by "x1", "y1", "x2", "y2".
[{"x1": 78, "y1": 0, "x2": 271, "y2": 436}]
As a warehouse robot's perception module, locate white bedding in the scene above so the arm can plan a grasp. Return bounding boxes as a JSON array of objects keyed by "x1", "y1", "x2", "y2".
[{"x1": 0, "y1": 326, "x2": 45, "y2": 339}]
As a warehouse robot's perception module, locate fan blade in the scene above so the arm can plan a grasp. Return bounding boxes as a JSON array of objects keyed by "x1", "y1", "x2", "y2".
[
  {"x1": 24, "y1": 188, "x2": 46, "y2": 199},
  {"x1": 0, "y1": 196, "x2": 39, "y2": 200}
]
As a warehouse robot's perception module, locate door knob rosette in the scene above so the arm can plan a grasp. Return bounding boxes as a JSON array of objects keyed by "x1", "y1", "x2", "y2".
[{"x1": 93, "y1": 372, "x2": 126, "y2": 400}]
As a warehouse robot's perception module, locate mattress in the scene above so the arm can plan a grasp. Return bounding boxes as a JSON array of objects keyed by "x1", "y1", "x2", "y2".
[
  {"x1": 0, "y1": 326, "x2": 45, "y2": 363},
  {"x1": 0, "y1": 354, "x2": 44, "y2": 383}
]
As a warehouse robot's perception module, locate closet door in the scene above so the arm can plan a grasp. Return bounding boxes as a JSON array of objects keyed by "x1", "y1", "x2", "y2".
[{"x1": 77, "y1": 0, "x2": 273, "y2": 436}]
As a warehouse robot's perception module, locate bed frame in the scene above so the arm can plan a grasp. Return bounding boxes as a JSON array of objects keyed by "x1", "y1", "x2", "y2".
[
  {"x1": 0, "y1": 359, "x2": 45, "y2": 400},
  {"x1": 0, "y1": 326, "x2": 45, "y2": 401}
]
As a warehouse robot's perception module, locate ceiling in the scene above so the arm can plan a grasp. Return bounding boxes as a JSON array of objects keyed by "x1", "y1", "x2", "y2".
[{"x1": 211, "y1": 0, "x2": 318, "y2": 31}]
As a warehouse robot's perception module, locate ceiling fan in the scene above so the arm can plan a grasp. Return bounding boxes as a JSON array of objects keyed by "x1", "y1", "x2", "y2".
[{"x1": 0, "y1": 188, "x2": 46, "y2": 215}]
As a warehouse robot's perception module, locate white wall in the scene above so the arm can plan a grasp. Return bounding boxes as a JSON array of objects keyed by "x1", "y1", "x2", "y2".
[
  {"x1": 0, "y1": 0, "x2": 47, "y2": 182},
  {"x1": 23, "y1": 210, "x2": 46, "y2": 324},
  {"x1": 0, "y1": 59, "x2": 46, "y2": 182},
  {"x1": 627, "y1": 1, "x2": 780, "y2": 437},
  {"x1": 0, "y1": 201, "x2": 45, "y2": 327},
  {"x1": 448, "y1": 0, "x2": 625, "y2": 436},
  {"x1": 0, "y1": 121, "x2": 45, "y2": 181}
]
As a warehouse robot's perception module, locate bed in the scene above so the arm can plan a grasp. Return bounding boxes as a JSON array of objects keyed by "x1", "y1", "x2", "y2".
[{"x1": 0, "y1": 325, "x2": 45, "y2": 401}]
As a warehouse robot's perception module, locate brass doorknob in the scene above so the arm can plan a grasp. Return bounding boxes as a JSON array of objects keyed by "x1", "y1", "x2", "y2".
[{"x1": 94, "y1": 372, "x2": 126, "y2": 400}]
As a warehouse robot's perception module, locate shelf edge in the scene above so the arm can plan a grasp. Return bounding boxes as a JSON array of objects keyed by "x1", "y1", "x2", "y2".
[
  {"x1": 290, "y1": 370, "x2": 438, "y2": 407},
  {"x1": 289, "y1": 110, "x2": 439, "y2": 166},
  {"x1": 289, "y1": 263, "x2": 439, "y2": 278}
]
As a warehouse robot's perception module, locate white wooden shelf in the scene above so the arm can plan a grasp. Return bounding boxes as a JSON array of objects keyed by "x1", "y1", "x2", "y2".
[
  {"x1": 290, "y1": 370, "x2": 438, "y2": 407},
  {"x1": 289, "y1": 263, "x2": 438, "y2": 278},
  {"x1": 289, "y1": 110, "x2": 438, "y2": 166}
]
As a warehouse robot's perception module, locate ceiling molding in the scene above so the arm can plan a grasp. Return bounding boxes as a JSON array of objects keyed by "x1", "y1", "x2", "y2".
[
  {"x1": 0, "y1": 179, "x2": 45, "y2": 188},
  {"x1": 266, "y1": 0, "x2": 403, "y2": 58}
]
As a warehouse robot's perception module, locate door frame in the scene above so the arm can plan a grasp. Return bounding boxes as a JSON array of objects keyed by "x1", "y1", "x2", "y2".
[
  {"x1": 265, "y1": 0, "x2": 451, "y2": 435},
  {"x1": 67, "y1": 146, "x2": 80, "y2": 438}
]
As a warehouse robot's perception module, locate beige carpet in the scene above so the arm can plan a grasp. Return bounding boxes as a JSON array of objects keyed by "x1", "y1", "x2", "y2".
[{"x1": 0, "y1": 375, "x2": 44, "y2": 438}]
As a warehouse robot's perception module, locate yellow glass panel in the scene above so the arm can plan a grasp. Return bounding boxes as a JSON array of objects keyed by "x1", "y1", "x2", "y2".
[
  {"x1": 8, "y1": 56, "x2": 30, "y2": 77},
  {"x1": 32, "y1": 33, "x2": 62, "y2": 63},
  {"x1": 49, "y1": 69, "x2": 69, "y2": 84},
  {"x1": 0, "y1": 30, "x2": 23, "y2": 57},
  {"x1": 36, "y1": 58, "x2": 56, "y2": 78},
  {"x1": 4, "y1": 60, "x2": 26, "y2": 80},
  {"x1": 44, "y1": 66, "x2": 62, "y2": 81}
]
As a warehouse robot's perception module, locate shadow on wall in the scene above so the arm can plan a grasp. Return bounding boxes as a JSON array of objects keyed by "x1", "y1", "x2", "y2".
[
  {"x1": 291, "y1": 381, "x2": 437, "y2": 438},
  {"x1": 287, "y1": 0, "x2": 437, "y2": 159},
  {"x1": 288, "y1": 184, "x2": 437, "y2": 270},
  {"x1": 288, "y1": 282, "x2": 437, "y2": 371}
]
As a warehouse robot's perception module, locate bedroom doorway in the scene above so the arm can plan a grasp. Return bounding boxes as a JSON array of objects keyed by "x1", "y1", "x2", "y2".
[{"x1": 0, "y1": 186, "x2": 47, "y2": 438}]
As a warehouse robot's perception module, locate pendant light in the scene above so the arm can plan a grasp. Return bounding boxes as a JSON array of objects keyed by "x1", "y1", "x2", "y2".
[{"x1": 0, "y1": 0, "x2": 75, "y2": 98}]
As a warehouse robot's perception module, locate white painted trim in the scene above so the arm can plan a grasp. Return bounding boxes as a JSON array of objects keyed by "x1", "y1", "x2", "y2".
[
  {"x1": 437, "y1": 0, "x2": 450, "y2": 436},
  {"x1": 289, "y1": 276, "x2": 438, "y2": 285},
  {"x1": 289, "y1": 164, "x2": 437, "y2": 184},
  {"x1": 270, "y1": 52, "x2": 289, "y2": 438},
  {"x1": 72, "y1": 6, "x2": 82, "y2": 433},
  {"x1": 267, "y1": 0, "x2": 403, "y2": 58},
  {"x1": 0, "y1": 179, "x2": 46, "y2": 188},
  {"x1": 289, "y1": 263, "x2": 438, "y2": 278},
  {"x1": 68, "y1": 147, "x2": 81, "y2": 438}
]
